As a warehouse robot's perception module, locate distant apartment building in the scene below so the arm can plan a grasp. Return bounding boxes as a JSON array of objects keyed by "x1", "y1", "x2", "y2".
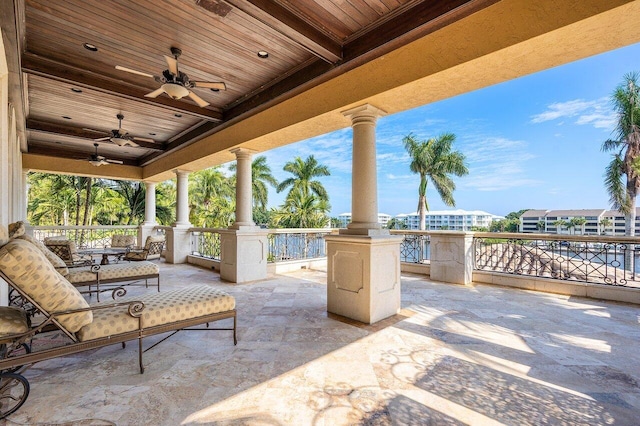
[
  {"x1": 336, "y1": 213, "x2": 392, "y2": 228},
  {"x1": 519, "y1": 208, "x2": 640, "y2": 235},
  {"x1": 396, "y1": 209, "x2": 503, "y2": 231}
]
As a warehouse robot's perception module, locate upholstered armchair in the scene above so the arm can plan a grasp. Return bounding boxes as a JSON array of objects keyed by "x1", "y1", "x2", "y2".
[
  {"x1": 124, "y1": 236, "x2": 165, "y2": 261},
  {"x1": 108, "y1": 234, "x2": 136, "y2": 249}
]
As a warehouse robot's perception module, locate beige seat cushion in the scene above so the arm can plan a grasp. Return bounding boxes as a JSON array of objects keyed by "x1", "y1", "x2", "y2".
[
  {"x1": 0, "y1": 307, "x2": 30, "y2": 337},
  {"x1": 0, "y1": 239, "x2": 92, "y2": 333},
  {"x1": 17, "y1": 234, "x2": 69, "y2": 276},
  {"x1": 66, "y1": 261, "x2": 159, "y2": 284},
  {"x1": 77, "y1": 285, "x2": 235, "y2": 341},
  {"x1": 111, "y1": 234, "x2": 136, "y2": 248}
]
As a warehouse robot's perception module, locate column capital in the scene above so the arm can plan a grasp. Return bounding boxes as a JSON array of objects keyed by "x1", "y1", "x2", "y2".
[
  {"x1": 173, "y1": 169, "x2": 191, "y2": 177},
  {"x1": 341, "y1": 104, "x2": 387, "y2": 122},
  {"x1": 230, "y1": 147, "x2": 256, "y2": 159}
]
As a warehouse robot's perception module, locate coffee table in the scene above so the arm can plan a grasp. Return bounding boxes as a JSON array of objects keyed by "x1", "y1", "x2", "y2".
[{"x1": 78, "y1": 248, "x2": 128, "y2": 265}]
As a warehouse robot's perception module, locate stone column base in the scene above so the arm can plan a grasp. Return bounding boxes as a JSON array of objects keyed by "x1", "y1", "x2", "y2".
[
  {"x1": 165, "y1": 226, "x2": 191, "y2": 264},
  {"x1": 325, "y1": 234, "x2": 402, "y2": 324},
  {"x1": 220, "y1": 227, "x2": 268, "y2": 283},
  {"x1": 429, "y1": 231, "x2": 474, "y2": 284}
]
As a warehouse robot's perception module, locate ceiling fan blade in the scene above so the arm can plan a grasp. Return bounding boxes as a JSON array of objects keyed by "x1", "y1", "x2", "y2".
[
  {"x1": 106, "y1": 159, "x2": 124, "y2": 164},
  {"x1": 121, "y1": 139, "x2": 139, "y2": 147},
  {"x1": 193, "y1": 81, "x2": 226, "y2": 90},
  {"x1": 187, "y1": 90, "x2": 210, "y2": 107},
  {"x1": 115, "y1": 65, "x2": 154, "y2": 78},
  {"x1": 145, "y1": 87, "x2": 166, "y2": 98},
  {"x1": 94, "y1": 137, "x2": 110, "y2": 142},
  {"x1": 132, "y1": 137, "x2": 155, "y2": 143},
  {"x1": 164, "y1": 55, "x2": 178, "y2": 75}
]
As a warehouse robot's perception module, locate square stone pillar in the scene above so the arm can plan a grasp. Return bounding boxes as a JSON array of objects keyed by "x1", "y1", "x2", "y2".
[
  {"x1": 429, "y1": 231, "x2": 475, "y2": 285},
  {"x1": 164, "y1": 226, "x2": 191, "y2": 264},
  {"x1": 219, "y1": 228, "x2": 268, "y2": 283},
  {"x1": 325, "y1": 234, "x2": 402, "y2": 324}
]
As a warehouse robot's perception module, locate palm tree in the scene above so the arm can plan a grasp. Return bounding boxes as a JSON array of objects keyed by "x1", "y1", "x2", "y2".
[
  {"x1": 603, "y1": 72, "x2": 640, "y2": 236},
  {"x1": 537, "y1": 220, "x2": 546, "y2": 233},
  {"x1": 599, "y1": 217, "x2": 612, "y2": 235},
  {"x1": 276, "y1": 155, "x2": 330, "y2": 201},
  {"x1": 189, "y1": 167, "x2": 235, "y2": 227},
  {"x1": 402, "y1": 132, "x2": 469, "y2": 230},
  {"x1": 568, "y1": 217, "x2": 587, "y2": 235},
  {"x1": 552, "y1": 219, "x2": 567, "y2": 235},
  {"x1": 271, "y1": 189, "x2": 330, "y2": 228}
]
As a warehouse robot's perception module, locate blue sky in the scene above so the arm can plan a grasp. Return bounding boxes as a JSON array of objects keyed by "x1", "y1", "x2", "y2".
[{"x1": 258, "y1": 42, "x2": 640, "y2": 218}]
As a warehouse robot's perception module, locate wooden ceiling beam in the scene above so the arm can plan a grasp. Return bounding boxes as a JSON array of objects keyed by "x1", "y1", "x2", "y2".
[
  {"x1": 225, "y1": 0, "x2": 342, "y2": 63},
  {"x1": 22, "y1": 53, "x2": 224, "y2": 122},
  {"x1": 26, "y1": 119, "x2": 164, "y2": 151},
  {"x1": 27, "y1": 144, "x2": 137, "y2": 166}
]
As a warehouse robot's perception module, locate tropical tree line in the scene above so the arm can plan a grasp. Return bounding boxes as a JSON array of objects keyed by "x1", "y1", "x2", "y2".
[{"x1": 27, "y1": 155, "x2": 332, "y2": 229}]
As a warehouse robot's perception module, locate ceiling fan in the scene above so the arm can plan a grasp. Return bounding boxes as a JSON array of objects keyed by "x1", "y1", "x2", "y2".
[
  {"x1": 115, "y1": 47, "x2": 226, "y2": 107},
  {"x1": 93, "y1": 114, "x2": 154, "y2": 147},
  {"x1": 88, "y1": 143, "x2": 123, "y2": 167}
]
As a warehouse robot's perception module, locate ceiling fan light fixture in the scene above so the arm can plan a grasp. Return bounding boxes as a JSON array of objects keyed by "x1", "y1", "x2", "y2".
[
  {"x1": 162, "y1": 83, "x2": 189, "y2": 99},
  {"x1": 110, "y1": 137, "x2": 130, "y2": 146}
]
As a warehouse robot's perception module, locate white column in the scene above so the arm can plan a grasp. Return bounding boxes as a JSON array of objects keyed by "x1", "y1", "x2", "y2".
[
  {"x1": 326, "y1": 103, "x2": 401, "y2": 324},
  {"x1": 143, "y1": 181, "x2": 157, "y2": 226},
  {"x1": 342, "y1": 104, "x2": 386, "y2": 234},
  {"x1": 174, "y1": 170, "x2": 191, "y2": 227},
  {"x1": 21, "y1": 170, "x2": 29, "y2": 222},
  {"x1": 230, "y1": 148, "x2": 256, "y2": 229}
]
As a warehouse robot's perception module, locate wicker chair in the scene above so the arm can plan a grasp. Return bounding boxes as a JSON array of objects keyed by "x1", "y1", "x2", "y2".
[{"x1": 124, "y1": 236, "x2": 165, "y2": 261}]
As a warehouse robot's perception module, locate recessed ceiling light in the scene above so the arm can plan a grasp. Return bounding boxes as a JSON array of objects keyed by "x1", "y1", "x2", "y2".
[
  {"x1": 149, "y1": 133, "x2": 156, "y2": 136},
  {"x1": 257, "y1": 51, "x2": 269, "y2": 59},
  {"x1": 174, "y1": 113, "x2": 182, "y2": 118},
  {"x1": 71, "y1": 88, "x2": 83, "y2": 93},
  {"x1": 210, "y1": 88, "x2": 220, "y2": 92},
  {"x1": 83, "y1": 43, "x2": 98, "y2": 52},
  {"x1": 62, "y1": 116, "x2": 72, "y2": 120}
]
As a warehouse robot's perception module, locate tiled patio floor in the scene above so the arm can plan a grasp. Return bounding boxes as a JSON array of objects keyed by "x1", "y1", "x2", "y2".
[{"x1": 5, "y1": 262, "x2": 640, "y2": 425}]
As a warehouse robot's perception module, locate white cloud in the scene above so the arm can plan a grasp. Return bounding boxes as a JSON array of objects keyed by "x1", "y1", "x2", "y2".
[
  {"x1": 531, "y1": 97, "x2": 615, "y2": 130},
  {"x1": 459, "y1": 137, "x2": 541, "y2": 191}
]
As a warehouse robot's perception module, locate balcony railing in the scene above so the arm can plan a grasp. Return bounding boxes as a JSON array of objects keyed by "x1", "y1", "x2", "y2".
[
  {"x1": 267, "y1": 229, "x2": 331, "y2": 262},
  {"x1": 190, "y1": 228, "x2": 224, "y2": 260},
  {"x1": 30, "y1": 225, "x2": 139, "y2": 249},
  {"x1": 473, "y1": 232, "x2": 640, "y2": 287},
  {"x1": 391, "y1": 230, "x2": 431, "y2": 264},
  {"x1": 188, "y1": 228, "x2": 332, "y2": 263}
]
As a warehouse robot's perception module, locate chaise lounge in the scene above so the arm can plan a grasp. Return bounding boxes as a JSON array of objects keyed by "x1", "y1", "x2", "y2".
[
  {"x1": 0, "y1": 225, "x2": 237, "y2": 418},
  {"x1": 12, "y1": 224, "x2": 160, "y2": 301}
]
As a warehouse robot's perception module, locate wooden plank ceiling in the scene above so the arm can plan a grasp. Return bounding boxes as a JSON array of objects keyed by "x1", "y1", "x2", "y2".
[{"x1": 9, "y1": 0, "x2": 490, "y2": 169}]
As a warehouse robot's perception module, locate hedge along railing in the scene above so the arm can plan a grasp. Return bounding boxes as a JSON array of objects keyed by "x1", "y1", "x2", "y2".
[
  {"x1": 190, "y1": 228, "x2": 224, "y2": 260},
  {"x1": 390, "y1": 230, "x2": 431, "y2": 264},
  {"x1": 267, "y1": 228, "x2": 332, "y2": 263},
  {"x1": 473, "y1": 232, "x2": 640, "y2": 288},
  {"x1": 30, "y1": 225, "x2": 139, "y2": 249}
]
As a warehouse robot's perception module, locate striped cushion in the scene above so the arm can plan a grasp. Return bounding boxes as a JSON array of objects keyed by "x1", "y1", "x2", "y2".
[
  {"x1": 0, "y1": 239, "x2": 92, "y2": 333},
  {"x1": 77, "y1": 286, "x2": 235, "y2": 341}
]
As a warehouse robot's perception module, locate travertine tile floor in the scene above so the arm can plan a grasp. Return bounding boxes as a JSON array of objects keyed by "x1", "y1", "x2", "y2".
[{"x1": 4, "y1": 262, "x2": 640, "y2": 425}]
